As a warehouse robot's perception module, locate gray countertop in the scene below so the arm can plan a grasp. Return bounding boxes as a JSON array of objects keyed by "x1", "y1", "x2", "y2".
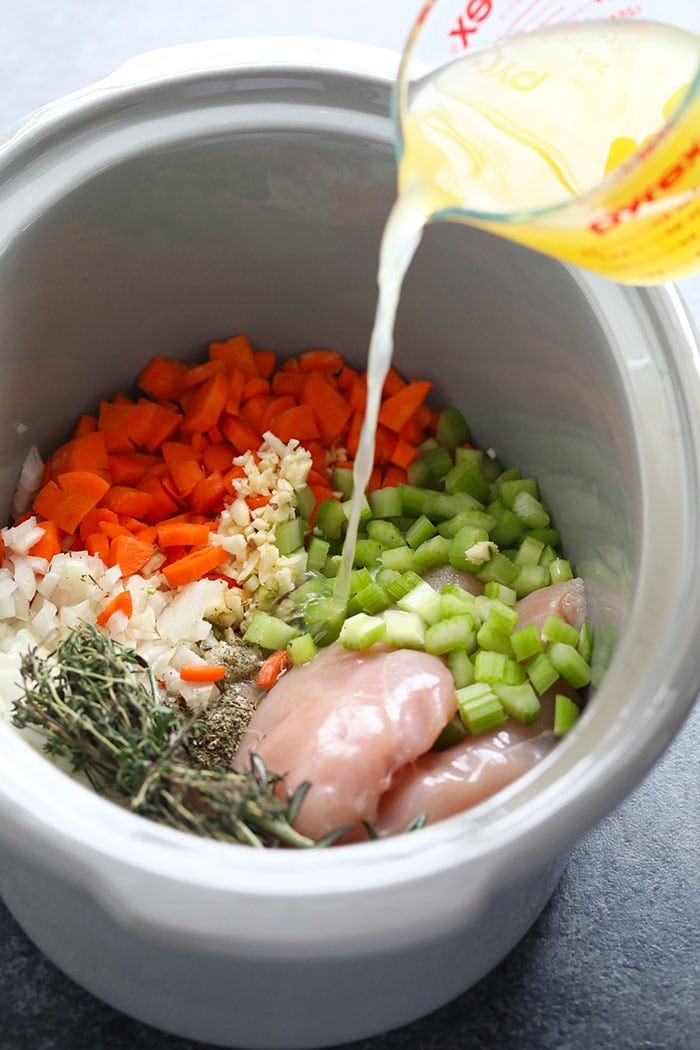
[{"x1": 1, "y1": 4, "x2": 698, "y2": 1048}]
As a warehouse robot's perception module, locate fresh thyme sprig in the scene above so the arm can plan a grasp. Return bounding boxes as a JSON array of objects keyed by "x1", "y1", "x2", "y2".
[{"x1": 12, "y1": 624, "x2": 316, "y2": 849}]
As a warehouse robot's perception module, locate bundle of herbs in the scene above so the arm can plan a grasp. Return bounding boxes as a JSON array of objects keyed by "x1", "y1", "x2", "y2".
[{"x1": 11, "y1": 623, "x2": 322, "y2": 848}]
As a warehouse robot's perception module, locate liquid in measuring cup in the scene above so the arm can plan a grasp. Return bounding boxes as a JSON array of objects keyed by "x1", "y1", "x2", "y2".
[
  {"x1": 336, "y1": 18, "x2": 700, "y2": 597},
  {"x1": 400, "y1": 20, "x2": 700, "y2": 284}
]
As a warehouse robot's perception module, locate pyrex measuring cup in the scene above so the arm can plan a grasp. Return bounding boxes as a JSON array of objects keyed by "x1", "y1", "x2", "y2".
[{"x1": 396, "y1": 0, "x2": 700, "y2": 283}]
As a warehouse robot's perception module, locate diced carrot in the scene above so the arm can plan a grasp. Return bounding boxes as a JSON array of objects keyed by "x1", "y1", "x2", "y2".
[
  {"x1": 301, "y1": 373, "x2": 352, "y2": 446},
  {"x1": 307, "y1": 468, "x2": 331, "y2": 489},
  {"x1": 181, "y1": 373, "x2": 229, "y2": 434},
  {"x1": 50, "y1": 431, "x2": 109, "y2": 477},
  {"x1": 209, "y1": 334, "x2": 257, "y2": 379},
  {"x1": 222, "y1": 465, "x2": 246, "y2": 494},
  {"x1": 162, "y1": 545, "x2": 228, "y2": 587},
  {"x1": 415, "y1": 404, "x2": 432, "y2": 430},
  {"x1": 271, "y1": 371, "x2": 305, "y2": 398},
  {"x1": 179, "y1": 359, "x2": 228, "y2": 392},
  {"x1": 99, "y1": 521, "x2": 132, "y2": 539},
  {"x1": 157, "y1": 521, "x2": 211, "y2": 548},
  {"x1": 304, "y1": 441, "x2": 328, "y2": 475},
  {"x1": 188, "y1": 472, "x2": 226, "y2": 516},
  {"x1": 113, "y1": 393, "x2": 134, "y2": 406},
  {"x1": 398, "y1": 419, "x2": 425, "y2": 445},
  {"x1": 382, "y1": 367, "x2": 407, "y2": 398},
  {"x1": 189, "y1": 431, "x2": 210, "y2": 455},
  {"x1": 180, "y1": 664, "x2": 227, "y2": 683},
  {"x1": 346, "y1": 411, "x2": 363, "y2": 458},
  {"x1": 99, "y1": 402, "x2": 136, "y2": 453},
  {"x1": 383, "y1": 465, "x2": 408, "y2": 488},
  {"x1": 268, "y1": 404, "x2": 319, "y2": 444},
  {"x1": 33, "y1": 480, "x2": 63, "y2": 521},
  {"x1": 374, "y1": 424, "x2": 397, "y2": 466},
  {"x1": 256, "y1": 649, "x2": 289, "y2": 689},
  {"x1": 262, "y1": 395, "x2": 296, "y2": 432},
  {"x1": 51, "y1": 471, "x2": 111, "y2": 534},
  {"x1": 108, "y1": 453, "x2": 155, "y2": 487},
  {"x1": 96, "y1": 590, "x2": 133, "y2": 627},
  {"x1": 298, "y1": 349, "x2": 344, "y2": 374},
  {"x1": 282, "y1": 356, "x2": 300, "y2": 371},
  {"x1": 391, "y1": 439, "x2": 420, "y2": 470},
  {"x1": 138, "y1": 356, "x2": 187, "y2": 400},
  {"x1": 79, "y1": 507, "x2": 119, "y2": 543},
  {"x1": 254, "y1": 350, "x2": 276, "y2": 379},
  {"x1": 241, "y1": 394, "x2": 273, "y2": 433},
  {"x1": 109, "y1": 534, "x2": 155, "y2": 576},
  {"x1": 242, "y1": 377, "x2": 270, "y2": 402},
  {"x1": 350, "y1": 375, "x2": 367, "y2": 413},
  {"x1": 73, "y1": 414, "x2": 98, "y2": 438},
  {"x1": 246, "y1": 494, "x2": 270, "y2": 511},
  {"x1": 207, "y1": 425, "x2": 223, "y2": 445},
  {"x1": 100, "y1": 486, "x2": 155, "y2": 520},
  {"x1": 378, "y1": 380, "x2": 432, "y2": 433},
  {"x1": 28, "y1": 521, "x2": 62, "y2": 562},
  {"x1": 221, "y1": 415, "x2": 262, "y2": 454},
  {"x1": 130, "y1": 524, "x2": 158, "y2": 545},
  {"x1": 140, "y1": 405, "x2": 182, "y2": 453},
  {"x1": 135, "y1": 479, "x2": 181, "y2": 523},
  {"x1": 86, "y1": 531, "x2": 110, "y2": 562},
  {"x1": 337, "y1": 366, "x2": 358, "y2": 390},
  {"x1": 367, "y1": 466, "x2": 382, "y2": 492},
  {"x1": 225, "y1": 370, "x2": 246, "y2": 415},
  {"x1": 203, "y1": 444, "x2": 235, "y2": 475}
]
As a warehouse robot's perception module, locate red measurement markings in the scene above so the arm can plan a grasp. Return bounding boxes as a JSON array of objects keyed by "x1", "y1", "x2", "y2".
[{"x1": 449, "y1": 0, "x2": 494, "y2": 48}]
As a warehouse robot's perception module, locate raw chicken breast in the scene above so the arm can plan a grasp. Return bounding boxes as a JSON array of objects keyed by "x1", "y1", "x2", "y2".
[
  {"x1": 235, "y1": 643, "x2": 457, "y2": 839},
  {"x1": 515, "y1": 577, "x2": 587, "y2": 631},
  {"x1": 422, "y1": 566, "x2": 483, "y2": 595},
  {"x1": 374, "y1": 693, "x2": 560, "y2": 835}
]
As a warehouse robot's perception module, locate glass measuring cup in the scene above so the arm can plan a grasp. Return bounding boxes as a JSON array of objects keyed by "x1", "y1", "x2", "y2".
[{"x1": 396, "y1": 0, "x2": 700, "y2": 283}]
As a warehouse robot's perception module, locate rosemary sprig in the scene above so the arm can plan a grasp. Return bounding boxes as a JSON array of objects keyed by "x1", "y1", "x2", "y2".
[{"x1": 12, "y1": 624, "x2": 316, "y2": 849}]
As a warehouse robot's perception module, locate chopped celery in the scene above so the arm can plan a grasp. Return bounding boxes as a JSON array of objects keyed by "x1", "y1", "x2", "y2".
[
  {"x1": 499, "y1": 477, "x2": 539, "y2": 508},
  {"x1": 275, "y1": 516, "x2": 305, "y2": 556},
  {"x1": 406, "y1": 457, "x2": 432, "y2": 488},
  {"x1": 515, "y1": 535, "x2": 545, "y2": 566},
  {"x1": 547, "y1": 642, "x2": 591, "y2": 688},
  {"x1": 444, "y1": 462, "x2": 490, "y2": 503},
  {"x1": 550, "y1": 558, "x2": 574, "y2": 584},
  {"x1": 447, "y1": 648, "x2": 474, "y2": 688},
  {"x1": 485, "y1": 599, "x2": 519, "y2": 635},
  {"x1": 331, "y1": 466, "x2": 354, "y2": 498},
  {"x1": 384, "y1": 570, "x2": 424, "y2": 602},
  {"x1": 511, "y1": 623, "x2": 543, "y2": 662},
  {"x1": 423, "y1": 445, "x2": 453, "y2": 480},
  {"x1": 244, "y1": 612, "x2": 300, "y2": 650},
  {"x1": 436, "y1": 405, "x2": 470, "y2": 450},
  {"x1": 376, "y1": 567, "x2": 400, "y2": 589},
  {"x1": 295, "y1": 484, "x2": 316, "y2": 521},
  {"x1": 476, "y1": 552, "x2": 519, "y2": 586},
  {"x1": 353, "y1": 539, "x2": 383, "y2": 569},
  {"x1": 430, "y1": 492, "x2": 482, "y2": 521},
  {"x1": 368, "y1": 485, "x2": 403, "y2": 519},
  {"x1": 440, "y1": 592, "x2": 476, "y2": 621},
  {"x1": 590, "y1": 622, "x2": 617, "y2": 687},
  {"x1": 438, "y1": 508, "x2": 496, "y2": 538},
  {"x1": 456, "y1": 684, "x2": 506, "y2": 735},
  {"x1": 303, "y1": 597, "x2": 346, "y2": 646},
  {"x1": 322, "y1": 554, "x2": 341, "y2": 578},
  {"x1": 512, "y1": 563, "x2": 550, "y2": 598},
  {"x1": 382, "y1": 609, "x2": 426, "y2": 649},
  {"x1": 342, "y1": 494, "x2": 371, "y2": 525},
  {"x1": 512, "y1": 491, "x2": 550, "y2": 530},
  {"x1": 356, "y1": 580, "x2": 392, "y2": 615},
  {"x1": 528, "y1": 527, "x2": 561, "y2": 548},
  {"x1": 538, "y1": 545, "x2": 557, "y2": 568},
  {"x1": 397, "y1": 581, "x2": 443, "y2": 625},
  {"x1": 349, "y1": 566, "x2": 373, "y2": 594},
  {"x1": 367, "y1": 519, "x2": 405, "y2": 549},
  {"x1": 480, "y1": 452, "x2": 503, "y2": 482},
  {"x1": 526, "y1": 651, "x2": 559, "y2": 694},
  {"x1": 541, "y1": 615, "x2": 579, "y2": 647},
  {"x1": 494, "y1": 682, "x2": 541, "y2": 724},
  {"x1": 413, "y1": 535, "x2": 452, "y2": 574},
  {"x1": 473, "y1": 650, "x2": 509, "y2": 684},
  {"x1": 400, "y1": 484, "x2": 433, "y2": 517},
  {"x1": 287, "y1": 633, "x2": 318, "y2": 666},
  {"x1": 449, "y1": 525, "x2": 490, "y2": 571},
  {"x1": 339, "y1": 613, "x2": 386, "y2": 651},
  {"x1": 425, "y1": 614, "x2": 476, "y2": 656},
  {"x1": 454, "y1": 447, "x2": 483, "y2": 470},
  {"x1": 315, "y1": 498, "x2": 346, "y2": 540},
  {"x1": 577, "y1": 620, "x2": 593, "y2": 663},
  {"x1": 290, "y1": 575, "x2": 332, "y2": 607},
  {"x1": 379, "y1": 545, "x2": 416, "y2": 573},
  {"x1": 553, "y1": 693, "x2": 581, "y2": 736},
  {"x1": 307, "y1": 536, "x2": 330, "y2": 574},
  {"x1": 406, "y1": 514, "x2": 437, "y2": 549},
  {"x1": 484, "y1": 581, "x2": 517, "y2": 606},
  {"x1": 476, "y1": 622, "x2": 514, "y2": 656},
  {"x1": 488, "y1": 501, "x2": 525, "y2": 547},
  {"x1": 433, "y1": 715, "x2": 469, "y2": 751}
]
